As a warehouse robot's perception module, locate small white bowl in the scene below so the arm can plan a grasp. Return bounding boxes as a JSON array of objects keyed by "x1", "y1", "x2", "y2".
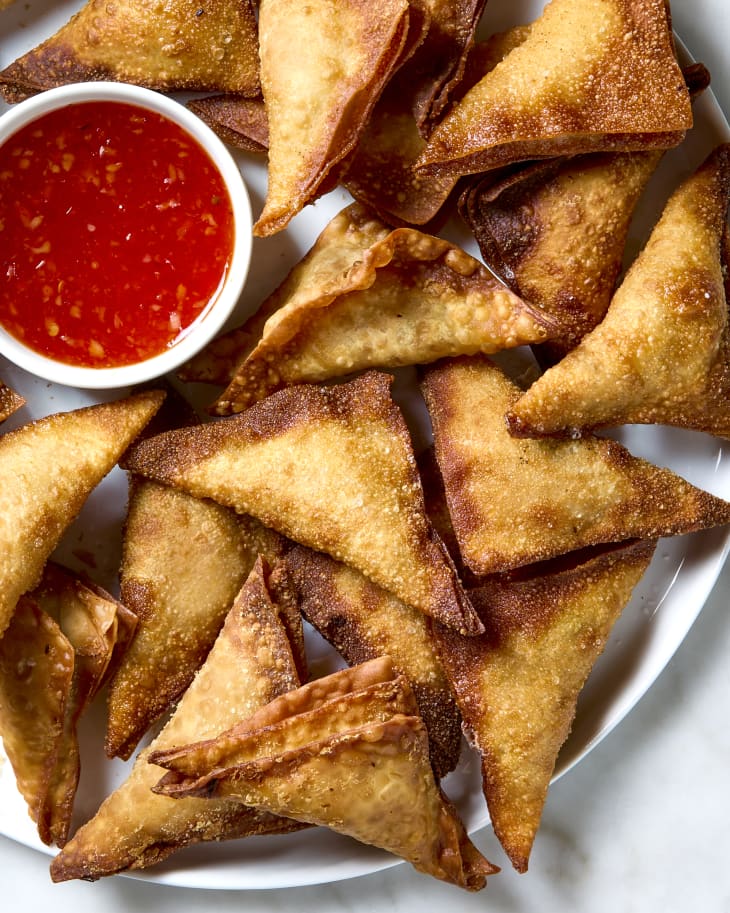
[{"x1": 0, "y1": 82, "x2": 252, "y2": 389}]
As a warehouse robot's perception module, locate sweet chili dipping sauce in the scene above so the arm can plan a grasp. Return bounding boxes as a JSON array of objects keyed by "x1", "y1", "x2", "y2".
[{"x1": 0, "y1": 100, "x2": 235, "y2": 368}]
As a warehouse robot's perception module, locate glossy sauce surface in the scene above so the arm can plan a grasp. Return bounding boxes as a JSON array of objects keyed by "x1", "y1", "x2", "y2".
[{"x1": 0, "y1": 100, "x2": 235, "y2": 368}]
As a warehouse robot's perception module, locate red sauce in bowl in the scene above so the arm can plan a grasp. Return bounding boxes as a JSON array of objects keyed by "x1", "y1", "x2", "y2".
[{"x1": 0, "y1": 100, "x2": 235, "y2": 368}]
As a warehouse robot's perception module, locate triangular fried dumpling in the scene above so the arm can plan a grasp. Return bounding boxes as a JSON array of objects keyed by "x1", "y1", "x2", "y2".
[
  {"x1": 0, "y1": 0, "x2": 260, "y2": 102},
  {"x1": 254, "y1": 0, "x2": 418, "y2": 235},
  {"x1": 106, "y1": 478, "x2": 289, "y2": 760},
  {"x1": 208, "y1": 202, "x2": 554, "y2": 414},
  {"x1": 421, "y1": 356, "x2": 730, "y2": 574},
  {"x1": 0, "y1": 379, "x2": 24, "y2": 423},
  {"x1": 0, "y1": 596, "x2": 74, "y2": 844},
  {"x1": 123, "y1": 372, "x2": 482, "y2": 635},
  {"x1": 460, "y1": 152, "x2": 663, "y2": 362},
  {"x1": 274, "y1": 545, "x2": 462, "y2": 779},
  {"x1": 150, "y1": 659, "x2": 498, "y2": 891},
  {"x1": 0, "y1": 390, "x2": 164, "y2": 639},
  {"x1": 458, "y1": 63, "x2": 711, "y2": 365},
  {"x1": 50, "y1": 558, "x2": 305, "y2": 882},
  {"x1": 416, "y1": 0, "x2": 691, "y2": 180},
  {"x1": 431, "y1": 539, "x2": 656, "y2": 872},
  {"x1": 18, "y1": 564, "x2": 134, "y2": 847},
  {"x1": 507, "y1": 144, "x2": 730, "y2": 439}
]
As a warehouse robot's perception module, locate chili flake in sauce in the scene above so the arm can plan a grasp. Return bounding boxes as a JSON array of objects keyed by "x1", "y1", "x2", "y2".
[{"x1": 0, "y1": 100, "x2": 235, "y2": 368}]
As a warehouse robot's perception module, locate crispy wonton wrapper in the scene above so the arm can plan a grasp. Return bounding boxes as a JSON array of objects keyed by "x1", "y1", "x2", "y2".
[
  {"x1": 50, "y1": 558, "x2": 305, "y2": 882},
  {"x1": 431, "y1": 539, "x2": 656, "y2": 872},
  {"x1": 0, "y1": 565, "x2": 136, "y2": 847},
  {"x1": 0, "y1": 390, "x2": 164, "y2": 640},
  {"x1": 126, "y1": 372, "x2": 480, "y2": 633},
  {"x1": 0, "y1": 597, "x2": 73, "y2": 845},
  {"x1": 107, "y1": 478, "x2": 289, "y2": 760},
  {"x1": 123, "y1": 372, "x2": 481, "y2": 635},
  {"x1": 150, "y1": 658, "x2": 499, "y2": 891},
  {"x1": 254, "y1": 0, "x2": 421, "y2": 235},
  {"x1": 459, "y1": 152, "x2": 663, "y2": 362},
  {"x1": 187, "y1": 95, "x2": 269, "y2": 155},
  {"x1": 0, "y1": 0, "x2": 260, "y2": 103},
  {"x1": 422, "y1": 355, "x2": 730, "y2": 574},
  {"x1": 507, "y1": 143, "x2": 730, "y2": 439},
  {"x1": 274, "y1": 545, "x2": 462, "y2": 779},
  {"x1": 343, "y1": 19, "x2": 534, "y2": 227},
  {"x1": 416, "y1": 0, "x2": 692, "y2": 179},
  {"x1": 0, "y1": 379, "x2": 24, "y2": 423},
  {"x1": 202, "y1": 202, "x2": 555, "y2": 413}
]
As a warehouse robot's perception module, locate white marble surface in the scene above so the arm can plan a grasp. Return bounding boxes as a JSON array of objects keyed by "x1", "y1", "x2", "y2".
[{"x1": 2, "y1": 1, "x2": 730, "y2": 910}]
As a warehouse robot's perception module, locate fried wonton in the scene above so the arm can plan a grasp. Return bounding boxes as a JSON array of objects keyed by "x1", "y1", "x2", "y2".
[
  {"x1": 421, "y1": 355, "x2": 730, "y2": 574},
  {"x1": 0, "y1": 0, "x2": 260, "y2": 103},
  {"x1": 459, "y1": 63, "x2": 712, "y2": 364},
  {"x1": 433, "y1": 539, "x2": 655, "y2": 872},
  {"x1": 150, "y1": 658, "x2": 499, "y2": 890},
  {"x1": 459, "y1": 152, "x2": 663, "y2": 362},
  {"x1": 0, "y1": 390, "x2": 164, "y2": 640},
  {"x1": 507, "y1": 143, "x2": 730, "y2": 439},
  {"x1": 0, "y1": 565, "x2": 135, "y2": 847},
  {"x1": 50, "y1": 558, "x2": 305, "y2": 882},
  {"x1": 416, "y1": 0, "x2": 692, "y2": 180},
  {"x1": 187, "y1": 95, "x2": 269, "y2": 155},
  {"x1": 0, "y1": 379, "x2": 24, "y2": 423},
  {"x1": 275, "y1": 544, "x2": 462, "y2": 779},
  {"x1": 106, "y1": 479, "x2": 289, "y2": 761},
  {"x1": 254, "y1": 0, "x2": 421, "y2": 235},
  {"x1": 204, "y1": 202, "x2": 554, "y2": 413},
  {"x1": 123, "y1": 372, "x2": 481, "y2": 635}
]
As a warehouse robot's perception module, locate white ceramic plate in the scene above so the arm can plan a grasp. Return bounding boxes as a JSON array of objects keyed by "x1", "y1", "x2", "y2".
[{"x1": 1, "y1": 0, "x2": 729, "y2": 891}]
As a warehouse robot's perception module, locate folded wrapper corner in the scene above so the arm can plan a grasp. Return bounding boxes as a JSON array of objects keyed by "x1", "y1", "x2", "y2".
[
  {"x1": 150, "y1": 657, "x2": 498, "y2": 891},
  {"x1": 506, "y1": 142, "x2": 730, "y2": 439},
  {"x1": 0, "y1": 380, "x2": 24, "y2": 423}
]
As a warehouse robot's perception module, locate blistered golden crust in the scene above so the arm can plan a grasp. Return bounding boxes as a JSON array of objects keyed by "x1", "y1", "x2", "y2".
[
  {"x1": 254, "y1": 0, "x2": 414, "y2": 235},
  {"x1": 106, "y1": 479, "x2": 288, "y2": 760},
  {"x1": 210, "y1": 202, "x2": 554, "y2": 413},
  {"x1": 187, "y1": 95, "x2": 269, "y2": 154},
  {"x1": 0, "y1": 380, "x2": 24, "y2": 423},
  {"x1": 276, "y1": 545, "x2": 461, "y2": 779},
  {"x1": 432, "y1": 539, "x2": 655, "y2": 872},
  {"x1": 0, "y1": 390, "x2": 164, "y2": 640},
  {"x1": 151, "y1": 662, "x2": 498, "y2": 890},
  {"x1": 0, "y1": 596, "x2": 74, "y2": 844},
  {"x1": 123, "y1": 372, "x2": 482, "y2": 634},
  {"x1": 0, "y1": 0, "x2": 260, "y2": 102},
  {"x1": 50, "y1": 558, "x2": 303, "y2": 882},
  {"x1": 460, "y1": 149, "x2": 663, "y2": 361},
  {"x1": 422, "y1": 355, "x2": 730, "y2": 574},
  {"x1": 417, "y1": 0, "x2": 691, "y2": 178},
  {"x1": 507, "y1": 144, "x2": 730, "y2": 438}
]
